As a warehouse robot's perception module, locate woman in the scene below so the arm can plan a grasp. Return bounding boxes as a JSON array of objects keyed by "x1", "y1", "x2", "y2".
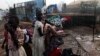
[
  {"x1": 5, "y1": 15, "x2": 27, "y2": 56},
  {"x1": 43, "y1": 20, "x2": 59, "y2": 56},
  {"x1": 43, "y1": 20, "x2": 55, "y2": 49},
  {"x1": 32, "y1": 9, "x2": 44, "y2": 56},
  {"x1": 43, "y1": 20, "x2": 66, "y2": 56},
  {"x1": 1, "y1": 24, "x2": 9, "y2": 56}
]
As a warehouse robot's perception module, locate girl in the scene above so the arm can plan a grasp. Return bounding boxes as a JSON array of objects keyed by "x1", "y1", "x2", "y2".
[
  {"x1": 32, "y1": 9, "x2": 44, "y2": 56},
  {"x1": 6, "y1": 15, "x2": 27, "y2": 56}
]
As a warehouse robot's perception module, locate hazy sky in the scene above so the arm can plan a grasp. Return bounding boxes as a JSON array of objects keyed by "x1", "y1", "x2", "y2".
[{"x1": 0, "y1": 0, "x2": 75, "y2": 10}]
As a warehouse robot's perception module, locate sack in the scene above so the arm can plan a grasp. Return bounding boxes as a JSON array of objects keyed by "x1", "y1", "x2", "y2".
[
  {"x1": 61, "y1": 48, "x2": 80, "y2": 56},
  {"x1": 61, "y1": 48, "x2": 73, "y2": 56}
]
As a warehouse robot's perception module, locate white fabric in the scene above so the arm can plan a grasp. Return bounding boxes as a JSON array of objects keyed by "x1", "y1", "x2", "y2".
[
  {"x1": 22, "y1": 29, "x2": 30, "y2": 43},
  {"x1": 22, "y1": 29, "x2": 27, "y2": 34},
  {"x1": 9, "y1": 46, "x2": 27, "y2": 56},
  {"x1": 32, "y1": 21, "x2": 44, "y2": 56},
  {"x1": 18, "y1": 46, "x2": 27, "y2": 56},
  {"x1": 25, "y1": 35, "x2": 29, "y2": 43}
]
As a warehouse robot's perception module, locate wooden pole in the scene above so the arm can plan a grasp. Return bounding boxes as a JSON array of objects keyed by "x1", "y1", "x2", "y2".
[{"x1": 92, "y1": 1, "x2": 97, "y2": 42}]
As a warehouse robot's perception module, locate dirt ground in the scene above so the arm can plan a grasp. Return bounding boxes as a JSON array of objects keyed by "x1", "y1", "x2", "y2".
[{"x1": 59, "y1": 24, "x2": 100, "y2": 56}]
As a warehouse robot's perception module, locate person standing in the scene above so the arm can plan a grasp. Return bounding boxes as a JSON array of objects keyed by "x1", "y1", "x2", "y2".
[
  {"x1": 5, "y1": 15, "x2": 27, "y2": 56},
  {"x1": 32, "y1": 9, "x2": 44, "y2": 56},
  {"x1": 1, "y1": 24, "x2": 9, "y2": 56}
]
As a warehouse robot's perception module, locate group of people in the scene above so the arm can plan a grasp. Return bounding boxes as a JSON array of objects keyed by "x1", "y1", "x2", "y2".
[{"x1": 1, "y1": 9, "x2": 66, "y2": 56}]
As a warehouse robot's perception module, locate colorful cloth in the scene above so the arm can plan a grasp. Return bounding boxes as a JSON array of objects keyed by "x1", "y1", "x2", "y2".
[
  {"x1": 47, "y1": 15, "x2": 62, "y2": 27},
  {"x1": 49, "y1": 48, "x2": 62, "y2": 56}
]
